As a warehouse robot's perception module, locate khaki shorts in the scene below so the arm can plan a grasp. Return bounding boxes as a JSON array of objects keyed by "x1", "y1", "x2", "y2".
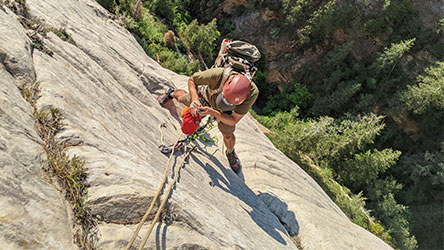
[
  {"x1": 217, "y1": 121, "x2": 235, "y2": 134},
  {"x1": 182, "y1": 87, "x2": 236, "y2": 135}
]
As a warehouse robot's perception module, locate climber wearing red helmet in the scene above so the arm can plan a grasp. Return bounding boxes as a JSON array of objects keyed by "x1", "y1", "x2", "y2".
[{"x1": 159, "y1": 67, "x2": 259, "y2": 175}]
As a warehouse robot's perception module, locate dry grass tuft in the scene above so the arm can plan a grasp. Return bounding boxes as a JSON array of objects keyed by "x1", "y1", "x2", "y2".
[{"x1": 20, "y1": 85, "x2": 97, "y2": 249}]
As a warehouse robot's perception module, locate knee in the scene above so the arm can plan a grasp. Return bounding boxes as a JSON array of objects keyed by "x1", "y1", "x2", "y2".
[
  {"x1": 173, "y1": 90, "x2": 191, "y2": 106},
  {"x1": 223, "y1": 133, "x2": 235, "y2": 140}
]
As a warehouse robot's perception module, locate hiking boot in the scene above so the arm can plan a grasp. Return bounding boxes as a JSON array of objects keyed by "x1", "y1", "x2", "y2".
[
  {"x1": 157, "y1": 88, "x2": 175, "y2": 105},
  {"x1": 226, "y1": 150, "x2": 242, "y2": 174}
]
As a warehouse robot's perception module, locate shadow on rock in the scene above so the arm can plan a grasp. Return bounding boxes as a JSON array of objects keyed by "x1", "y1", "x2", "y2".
[
  {"x1": 189, "y1": 143, "x2": 288, "y2": 245},
  {"x1": 257, "y1": 192, "x2": 299, "y2": 237}
]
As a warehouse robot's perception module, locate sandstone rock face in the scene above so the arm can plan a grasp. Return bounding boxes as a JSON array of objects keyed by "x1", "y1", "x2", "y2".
[
  {"x1": 0, "y1": 7, "x2": 35, "y2": 88},
  {"x1": 1, "y1": 0, "x2": 393, "y2": 249},
  {"x1": 0, "y1": 8, "x2": 75, "y2": 250}
]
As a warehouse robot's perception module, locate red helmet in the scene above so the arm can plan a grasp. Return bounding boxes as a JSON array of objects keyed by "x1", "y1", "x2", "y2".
[{"x1": 222, "y1": 74, "x2": 251, "y2": 105}]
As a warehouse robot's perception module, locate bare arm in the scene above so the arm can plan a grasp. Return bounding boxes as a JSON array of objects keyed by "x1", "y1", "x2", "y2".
[
  {"x1": 199, "y1": 107, "x2": 244, "y2": 126},
  {"x1": 188, "y1": 76, "x2": 201, "y2": 116}
]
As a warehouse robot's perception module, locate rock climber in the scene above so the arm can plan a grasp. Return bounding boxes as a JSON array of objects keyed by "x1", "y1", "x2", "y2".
[{"x1": 158, "y1": 67, "x2": 259, "y2": 175}]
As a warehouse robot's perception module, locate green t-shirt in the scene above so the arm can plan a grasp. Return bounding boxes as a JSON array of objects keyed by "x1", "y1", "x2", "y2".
[{"x1": 191, "y1": 68, "x2": 259, "y2": 115}]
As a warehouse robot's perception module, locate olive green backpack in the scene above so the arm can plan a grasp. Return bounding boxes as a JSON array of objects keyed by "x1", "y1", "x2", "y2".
[{"x1": 213, "y1": 39, "x2": 261, "y2": 80}]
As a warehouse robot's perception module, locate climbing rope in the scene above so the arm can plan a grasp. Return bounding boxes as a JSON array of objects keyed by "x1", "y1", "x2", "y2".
[
  {"x1": 158, "y1": 122, "x2": 167, "y2": 147},
  {"x1": 126, "y1": 118, "x2": 216, "y2": 249},
  {"x1": 137, "y1": 144, "x2": 196, "y2": 250},
  {"x1": 125, "y1": 132, "x2": 182, "y2": 250}
]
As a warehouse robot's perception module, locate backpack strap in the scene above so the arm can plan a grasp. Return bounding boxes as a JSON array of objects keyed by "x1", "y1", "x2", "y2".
[
  {"x1": 210, "y1": 66, "x2": 232, "y2": 96},
  {"x1": 228, "y1": 57, "x2": 253, "y2": 80}
]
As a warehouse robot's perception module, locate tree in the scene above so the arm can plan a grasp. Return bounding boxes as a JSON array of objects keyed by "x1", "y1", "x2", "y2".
[
  {"x1": 338, "y1": 148, "x2": 401, "y2": 189},
  {"x1": 179, "y1": 18, "x2": 220, "y2": 69},
  {"x1": 269, "y1": 113, "x2": 386, "y2": 167},
  {"x1": 400, "y1": 61, "x2": 444, "y2": 114},
  {"x1": 282, "y1": 0, "x2": 322, "y2": 26},
  {"x1": 367, "y1": 179, "x2": 418, "y2": 250},
  {"x1": 395, "y1": 150, "x2": 444, "y2": 249},
  {"x1": 372, "y1": 38, "x2": 416, "y2": 75}
]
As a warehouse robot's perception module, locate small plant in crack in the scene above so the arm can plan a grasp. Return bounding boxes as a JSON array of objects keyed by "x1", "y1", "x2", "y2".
[
  {"x1": 19, "y1": 16, "x2": 77, "y2": 55},
  {"x1": 19, "y1": 16, "x2": 55, "y2": 56},
  {"x1": 1, "y1": 0, "x2": 29, "y2": 16},
  {"x1": 20, "y1": 86, "x2": 97, "y2": 249},
  {"x1": 35, "y1": 107, "x2": 64, "y2": 145},
  {"x1": 49, "y1": 27, "x2": 77, "y2": 46}
]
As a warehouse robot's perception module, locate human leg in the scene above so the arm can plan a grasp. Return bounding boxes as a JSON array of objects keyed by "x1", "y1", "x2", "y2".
[
  {"x1": 218, "y1": 122, "x2": 241, "y2": 174},
  {"x1": 223, "y1": 133, "x2": 235, "y2": 153},
  {"x1": 172, "y1": 89, "x2": 192, "y2": 106}
]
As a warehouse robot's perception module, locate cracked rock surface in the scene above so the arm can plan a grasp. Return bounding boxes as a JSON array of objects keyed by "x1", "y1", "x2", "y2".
[{"x1": 0, "y1": 8, "x2": 75, "y2": 249}]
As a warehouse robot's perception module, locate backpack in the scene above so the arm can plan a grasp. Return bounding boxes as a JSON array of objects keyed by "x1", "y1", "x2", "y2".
[{"x1": 213, "y1": 39, "x2": 261, "y2": 81}]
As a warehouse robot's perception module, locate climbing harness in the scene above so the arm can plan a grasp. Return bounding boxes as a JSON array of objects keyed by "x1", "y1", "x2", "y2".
[
  {"x1": 158, "y1": 117, "x2": 217, "y2": 155},
  {"x1": 186, "y1": 116, "x2": 218, "y2": 143}
]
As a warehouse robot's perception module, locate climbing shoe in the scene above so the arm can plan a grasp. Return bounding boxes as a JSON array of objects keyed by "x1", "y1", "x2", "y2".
[
  {"x1": 157, "y1": 88, "x2": 175, "y2": 105},
  {"x1": 226, "y1": 150, "x2": 242, "y2": 174}
]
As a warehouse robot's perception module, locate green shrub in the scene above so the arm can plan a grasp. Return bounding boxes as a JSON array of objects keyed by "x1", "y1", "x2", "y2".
[
  {"x1": 144, "y1": 0, "x2": 191, "y2": 29},
  {"x1": 218, "y1": 18, "x2": 237, "y2": 39},
  {"x1": 101, "y1": 0, "x2": 202, "y2": 75},
  {"x1": 262, "y1": 81, "x2": 311, "y2": 115}
]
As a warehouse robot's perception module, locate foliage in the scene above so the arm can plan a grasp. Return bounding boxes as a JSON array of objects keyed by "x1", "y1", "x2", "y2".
[
  {"x1": 296, "y1": 0, "x2": 337, "y2": 46},
  {"x1": 310, "y1": 81, "x2": 361, "y2": 116},
  {"x1": 144, "y1": 0, "x2": 191, "y2": 29},
  {"x1": 338, "y1": 148, "x2": 401, "y2": 188},
  {"x1": 217, "y1": 18, "x2": 237, "y2": 39},
  {"x1": 255, "y1": 115, "x2": 394, "y2": 246},
  {"x1": 366, "y1": 179, "x2": 418, "y2": 250},
  {"x1": 20, "y1": 85, "x2": 96, "y2": 248},
  {"x1": 251, "y1": 107, "x2": 299, "y2": 131},
  {"x1": 98, "y1": 0, "x2": 201, "y2": 75},
  {"x1": 372, "y1": 38, "x2": 416, "y2": 75},
  {"x1": 49, "y1": 27, "x2": 76, "y2": 45},
  {"x1": 400, "y1": 61, "x2": 444, "y2": 114},
  {"x1": 179, "y1": 18, "x2": 220, "y2": 68},
  {"x1": 266, "y1": 113, "x2": 385, "y2": 171},
  {"x1": 394, "y1": 150, "x2": 444, "y2": 249},
  {"x1": 438, "y1": 18, "x2": 444, "y2": 34},
  {"x1": 282, "y1": 0, "x2": 321, "y2": 26},
  {"x1": 364, "y1": 0, "x2": 415, "y2": 38},
  {"x1": 302, "y1": 156, "x2": 393, "y2": 245},
  {"x1": 262, "y1": 81, "x2": 311, "y2": 115},
  {"x1": 254, "y1": 110, "x2": 412, "y2": 246}
]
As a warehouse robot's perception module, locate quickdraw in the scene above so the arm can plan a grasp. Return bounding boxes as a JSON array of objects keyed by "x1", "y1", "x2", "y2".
[
  {"x1": 158, "y1": 138, "x2": 192, "y2": 154},
  {"x1": 158, "y1": 117, "x2": 217, "y2": 155}
]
